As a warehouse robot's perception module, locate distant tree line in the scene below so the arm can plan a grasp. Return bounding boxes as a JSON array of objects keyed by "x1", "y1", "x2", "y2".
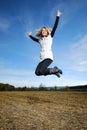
[
  {"x1": 0, "y1": 83, "x2": 87, "y2": 91},
  {"x1": 0, "y1": 83, "x2": 15, "y2": 91},
  {"x1": 0, "y1": 83, "x2": 58, "y2": 91}
]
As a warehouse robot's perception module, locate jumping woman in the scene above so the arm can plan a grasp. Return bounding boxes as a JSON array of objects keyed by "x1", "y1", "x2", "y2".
[{"x1": 28, "y1": 10, "x2": 63, "y2": 78}]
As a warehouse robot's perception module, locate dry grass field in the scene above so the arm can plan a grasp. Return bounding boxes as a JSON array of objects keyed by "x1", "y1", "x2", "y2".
[{"x1": 0, "y1": 91, "x2": 87, "y2": 130}]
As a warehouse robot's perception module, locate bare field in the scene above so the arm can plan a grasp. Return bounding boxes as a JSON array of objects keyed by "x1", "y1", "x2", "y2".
[{"x1": 0, "y1": 91, "x2": 87, "y2": 130}]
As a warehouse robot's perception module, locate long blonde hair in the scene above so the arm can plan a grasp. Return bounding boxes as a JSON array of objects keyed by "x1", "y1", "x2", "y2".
[{"x1": 35, "y1": 27, "x2": 52, "y2": 37}]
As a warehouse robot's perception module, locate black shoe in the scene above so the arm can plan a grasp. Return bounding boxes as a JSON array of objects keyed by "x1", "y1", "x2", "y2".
[
  {"x1": 49, "y1": 67, "x2": 59, "y2": 74},
  {"x1": 54, "y1": 66, "x2": 63, "y2": 75},
  {"x1": 55, "y1": 72, "x2": 60, "y2": 78}
]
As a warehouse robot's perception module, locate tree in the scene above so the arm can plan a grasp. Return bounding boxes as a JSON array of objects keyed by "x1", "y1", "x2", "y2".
[
  {"x1": 39, "y1": 84, "x2": 47, "y2": 91},
  {"x1": 0, "y1": 83, "x2": 15, "y2": 91}
]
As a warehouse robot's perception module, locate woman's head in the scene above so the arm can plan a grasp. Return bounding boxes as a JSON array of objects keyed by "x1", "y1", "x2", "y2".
[{"x1": 36, "y1": 27, "x2": 51, "y2": 37}]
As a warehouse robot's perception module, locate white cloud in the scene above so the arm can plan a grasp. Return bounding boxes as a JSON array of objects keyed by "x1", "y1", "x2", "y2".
[
  {"x1": 15, "y1": 9, "x2": 35, "y2": 33},
  {"x1": 0, "y1": 67, "x2": 35, "y2": 87},
  {"x1": 0, "y1": 77, "x2": 35, "y2": 87},
  {"x1": 0, "y1": 63, "x2": 86, "y2": 87},
  {"x1": 58, "y1": 77, "x2": 87, "y2": 86},
  {"x1": 0, "y1": 67, "x2": 33, "y2": 77},
  {"x1": 65, "y1": 34, "x2": 87, "y2": 72},
  {"x1": 0, "y1": 18, "x2": 10, "y2": 32},
  {"x1": 50, "y1": 0, "x2": 87, "y2": 27}
]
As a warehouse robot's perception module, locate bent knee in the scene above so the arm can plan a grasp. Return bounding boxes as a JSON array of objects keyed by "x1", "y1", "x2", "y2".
[{"x1": 35, "y1": 71, "x2": 40, "y2": 76}]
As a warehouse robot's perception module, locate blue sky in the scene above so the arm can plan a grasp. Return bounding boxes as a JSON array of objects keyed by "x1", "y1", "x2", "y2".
[{"x1": 0, "y1": 0, "x2": 87, "y2": 87}]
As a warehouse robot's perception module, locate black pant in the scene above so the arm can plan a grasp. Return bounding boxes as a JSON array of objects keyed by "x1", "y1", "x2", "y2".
[{"x1": 35, "y1": 59, "x2": 53, "y2": 76}]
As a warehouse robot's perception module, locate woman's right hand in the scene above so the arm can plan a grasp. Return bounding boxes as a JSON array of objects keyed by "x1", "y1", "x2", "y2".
[
  {"x1": 28, "y1": 32, "x2": 32, "y2": 36},
  {"x1": 57, "y1": 10, "x2": 62, "y2": 17}
]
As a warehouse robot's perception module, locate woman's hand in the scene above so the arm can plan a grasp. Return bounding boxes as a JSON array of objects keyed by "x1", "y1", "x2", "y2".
[
  {"x1": 28, "y1": 32, "x2": 32, "y2": 36},
  {"x1": 57, "y1": 10, "x2": 62, "y2": 17}
]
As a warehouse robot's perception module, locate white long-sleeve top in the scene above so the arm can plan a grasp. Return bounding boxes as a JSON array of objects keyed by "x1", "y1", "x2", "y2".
[
  {"x1": 29, "y1": 16, "x2": 59, "y2": 62},
  {"x1": 39, "y1": 35, "x2": 53, "y2": 61}
]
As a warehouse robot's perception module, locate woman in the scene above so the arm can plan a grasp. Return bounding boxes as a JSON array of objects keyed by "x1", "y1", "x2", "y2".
[{"x1": 28, "y1": 10, "x2": 62, "y2": 78}]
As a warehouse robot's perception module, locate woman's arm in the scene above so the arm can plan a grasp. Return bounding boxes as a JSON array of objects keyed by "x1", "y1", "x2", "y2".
[
  {"x1": 51, "y1": 10, "x2": 62, "y2": 37},
  {"x1": 28, "y1": 32, "x2": 39, "y2": 43}
]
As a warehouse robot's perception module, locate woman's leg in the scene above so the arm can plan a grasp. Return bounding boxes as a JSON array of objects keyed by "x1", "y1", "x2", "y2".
[
  {"x1": 35, "y1": 59, "x2": 53, "y2": 76},
  {"x1": 35, "y1": 58, "x2": 62, "y2": 76}
]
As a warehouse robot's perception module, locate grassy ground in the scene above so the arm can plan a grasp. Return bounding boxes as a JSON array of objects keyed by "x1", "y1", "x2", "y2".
[{"x1": 0, "y1": 91, "x2": 87, "y2": 130}]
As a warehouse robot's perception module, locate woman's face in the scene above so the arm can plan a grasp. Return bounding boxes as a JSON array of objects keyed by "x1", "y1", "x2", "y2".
[{"x1": 41, "y1": 28, "x2": 48, "y2": 37}]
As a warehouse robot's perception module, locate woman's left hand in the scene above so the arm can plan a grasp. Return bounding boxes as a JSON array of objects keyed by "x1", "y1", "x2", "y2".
[{"x1": 57, "y1": 10, "x2": 62, "y2": 17}]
